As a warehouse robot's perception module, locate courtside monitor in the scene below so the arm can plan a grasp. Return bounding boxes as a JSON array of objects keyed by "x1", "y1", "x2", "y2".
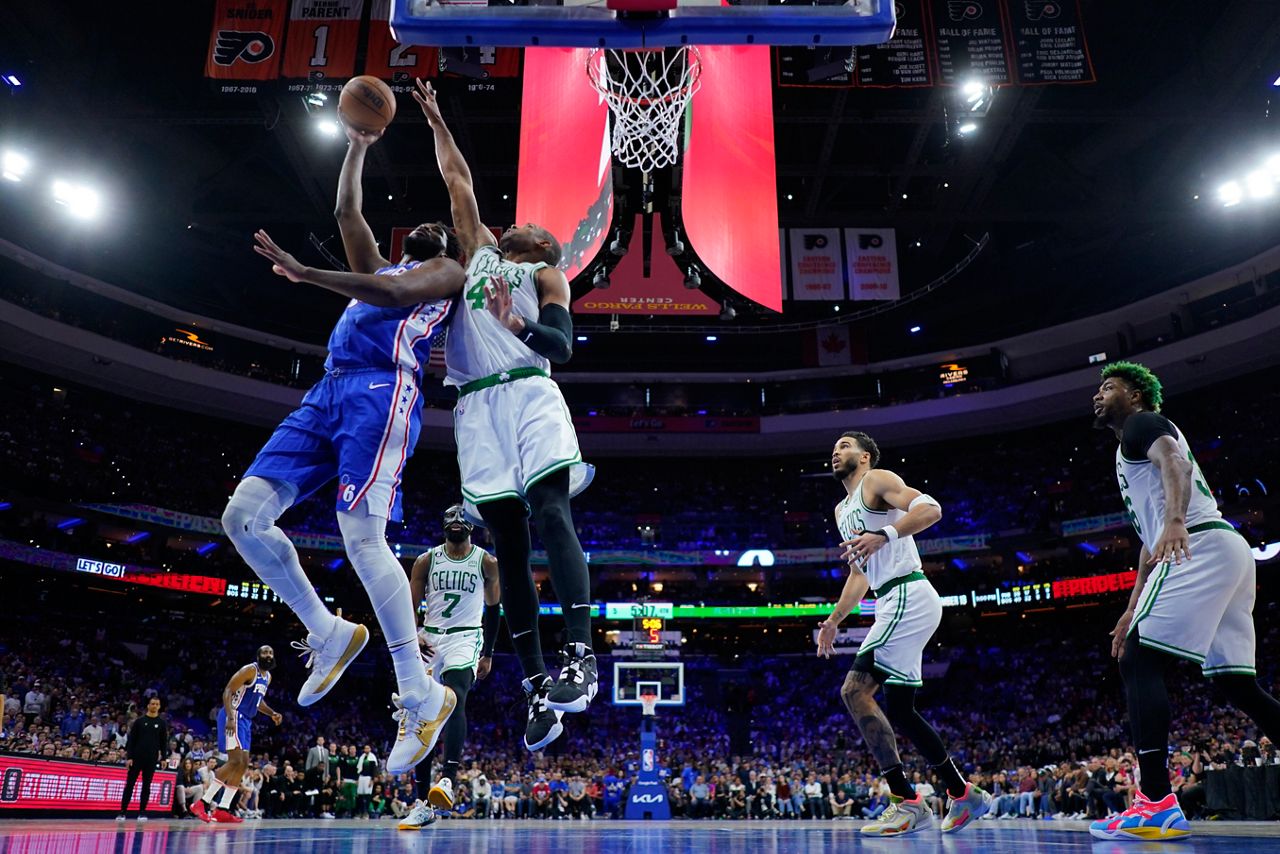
[
  {"x1": 391, "y1": 0, "x2": 896, "y2": 49},
  {"x1": 613, "y1": 661, "x2": 685, "y2": 706}
]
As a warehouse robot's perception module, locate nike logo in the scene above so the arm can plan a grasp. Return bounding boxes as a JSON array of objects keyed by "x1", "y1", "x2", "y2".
[{"x1": 369, "y1": 382, "x2": 392, "y2": 390}]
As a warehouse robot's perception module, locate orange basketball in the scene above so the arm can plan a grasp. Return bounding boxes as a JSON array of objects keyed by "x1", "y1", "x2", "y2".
[{"x1": 338, "y1": 75, "x2": 397, "y2": 133}]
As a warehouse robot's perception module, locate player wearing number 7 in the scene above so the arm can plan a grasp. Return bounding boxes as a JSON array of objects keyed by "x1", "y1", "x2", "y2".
[
  {"x1": 415, "y1": 78, "x2": 597, "y2": 754},
  {"x1": 1089, "y1": 362, "x2": 1280, "y2": 842},
  {"x1": 397, "y1": 504, "x2": 503, "y2": 830}
]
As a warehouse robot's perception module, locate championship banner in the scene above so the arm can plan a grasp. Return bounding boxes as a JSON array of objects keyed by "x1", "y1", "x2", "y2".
[
  {"x1": 364, "y1": 0, "x2": 438, "y2": 87},
  {"x1": 930, "y1": 0, "x2": 1012, "y2": 85},
  {"x1": 844, "y1": 228, "x2": 900, "y2": 300},
  {"x1": 205, "y1": 0, "x2": 287, "y2": 87},
  {"x1": 0, "y1": 754, "x2": 176, "y2": 813},
  {"x1": 1005, "y1": 0, "x2": 1095, "y2": 85},
  {"x1": 787, "y1": 228, "x2": 844, "y2": 301},
  {"x1": 281, "y1": 0, "x2": 363, "y2": 83},
  {"x1": 856, "y1": 0, "x2": 933, "y2": 88}
]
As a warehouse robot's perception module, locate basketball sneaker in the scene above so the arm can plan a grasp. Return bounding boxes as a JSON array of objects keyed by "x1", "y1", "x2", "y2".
[
  {"x1": 398, "y1": 799, "x2": 437, "y2": 830},
  {"x1": 428, "y1": 776, "x2": 455, "y2": 810},
  {"x1": 860, "y1": 794, "x2": 933, "y2": 836},
  {"x1": 292, "y1": 618, "x2": 369, "y2": 707},
  {"x1": 212, "y1": 808, "x2": 244, "y2": 824},
  {"x1": 387, "y1": 687, "x2": 457, "y2": 774},
  {"x1": 546, "y1": 643, "x2": 598, "y2": 713},
  {"x1": 523, "y1": 675, "x2": 565, "y2": 752},
  {"x1": 191, "y1": 800, "x2": 214, "y2": 823},
  {"x1": 941, "y1": 783, "x2": 993, "y2": 833},
  {"x1": 1089, "y1": 790, "x2": 1190, "y2": 841}
]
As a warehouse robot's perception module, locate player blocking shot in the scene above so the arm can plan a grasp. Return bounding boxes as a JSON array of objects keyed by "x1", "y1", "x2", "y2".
[
  {"x1": 398, "y1": 504, "x2": 503, "y2": 830},
  {"x1": 221, "y1": 118, "x2": 464, "y2": 775},
  {"x1": 415, "y1": 78, "x2": 598, "y2": 753},
  {"x1": 816, "y1": 431, "x2": 991, "y2": 837},
  {"x1": 1089, "y1": 362, "x2": 1280, "y2": 842},
  {"x1": 192, "y1": 646, "x2": 282, "y2": 824}
]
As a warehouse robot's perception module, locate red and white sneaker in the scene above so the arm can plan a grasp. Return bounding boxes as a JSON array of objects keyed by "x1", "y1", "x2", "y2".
[
  {"x1": 1089, "y1": 790, "x2": 1190, "y2": 841},
  {"x1": 191, "y1": 800, "x2": 214, "y2": 823},
  {"x1": 212, "y1": 808, "x2": 244, "y2": 824}
]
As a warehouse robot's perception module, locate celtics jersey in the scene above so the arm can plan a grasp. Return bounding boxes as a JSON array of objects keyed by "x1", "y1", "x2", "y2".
[
  {"x1": 422, "y1": 544, "x2": 488, "y2": 631},
  {"x1": 1115, "y1": 417, "x2": 1221, "y2": 555},
  {"x1": 835, "y1": 476, "x2": 922, "y2": 593},
  {"x1": 444, "y1": 244, "x2": 551, "y2": 387}
]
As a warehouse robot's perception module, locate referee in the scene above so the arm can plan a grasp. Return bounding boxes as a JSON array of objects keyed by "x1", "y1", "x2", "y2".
[{"x1": 118, "y1": 696, "x2": 169, "y2": 821}]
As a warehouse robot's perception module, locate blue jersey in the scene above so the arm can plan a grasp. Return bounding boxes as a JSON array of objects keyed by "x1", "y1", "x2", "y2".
[
  {"x1": 231, "y1": 665, "x2": 270, "y2": 719},
  {"x1": 324, "y1": 261, "x2": 453, "y2": 378}
]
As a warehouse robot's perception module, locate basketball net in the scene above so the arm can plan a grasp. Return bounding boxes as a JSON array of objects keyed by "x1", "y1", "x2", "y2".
[
  {"x1": 639, "y1": 691, "x2": 660, "y2": 717},
  {"x1": 587, "y1": 46, "x2": 702, "y2": 173}
]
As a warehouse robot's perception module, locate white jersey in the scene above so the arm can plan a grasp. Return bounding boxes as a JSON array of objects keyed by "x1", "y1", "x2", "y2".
[
  {"x1": 835, "y1": 476, "x2": 922, "y2": 594},
  {"x1": 1116, "y1": 417, "x2": 1221, "y2": 554},
  {"x1": 421, "y1": 544, "x2": 488, "y2": 631},
  {"x1": 445, "y1": 245, "x2": 551, "y2": 387}
]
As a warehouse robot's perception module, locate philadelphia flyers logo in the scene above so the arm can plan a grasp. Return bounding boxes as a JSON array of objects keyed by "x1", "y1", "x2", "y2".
[
  {"x1": 1024, "y1": 1, "x2": 1060, "y2": 20},
  {"x1": 947, "y1": 1, "x2": 983, "y2": 21},
  {"x1": 213, "y1": 30, "x2": 275, "y2": 65}
]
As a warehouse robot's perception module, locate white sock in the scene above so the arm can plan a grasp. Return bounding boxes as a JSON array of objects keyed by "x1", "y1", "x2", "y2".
[
  {"x1": 218, "y1": 784, "x2": 238, "y2": 810},
  {"x1": 337, "y1": 506, "x2": 439, "y2": 711},
  {"x1": 222, "y1": 477, "x2": 335, "y2": 637},
  {"x1": 202, "y1": 780, "x2": 222, "y2": 805}
]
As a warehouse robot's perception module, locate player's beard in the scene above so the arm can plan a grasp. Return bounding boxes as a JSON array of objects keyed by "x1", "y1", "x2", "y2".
[
  {"x1": 257, "y1": 656, "x2": 275, "y2": 671},
  {"x1": 445, "y1": 527, "x2": 470, "y2": 544},
  {"x1": 404, "y1": 232, "x2": 445, "y2": 260}
]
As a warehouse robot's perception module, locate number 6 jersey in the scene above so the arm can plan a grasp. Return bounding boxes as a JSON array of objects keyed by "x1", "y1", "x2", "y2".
[
  {"x1": 422, "y1": 544, "x2": 489, "y2": 631},
  {"x1": 1115, "y1": 412, "x2": 1222, "y2": 554},
  {"x1": 445, "y1": 245, "x2": 551, "y2": 387}
]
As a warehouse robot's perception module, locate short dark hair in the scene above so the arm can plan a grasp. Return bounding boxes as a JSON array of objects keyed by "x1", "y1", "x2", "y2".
[
  {"x1": 1101, "y1": 361, "x2": 1163, "y2": 412},
  {"x1": 533, "y1": 226, "x2": 562, "y2": 267},
  {"x1": 840, "y1": 431, "x2": 880, "y2": 468}
]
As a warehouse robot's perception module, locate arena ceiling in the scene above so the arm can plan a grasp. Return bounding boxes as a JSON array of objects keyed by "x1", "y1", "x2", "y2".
[{"x1": 2, "y1": 0, "x2": 1279, "y2": 368}]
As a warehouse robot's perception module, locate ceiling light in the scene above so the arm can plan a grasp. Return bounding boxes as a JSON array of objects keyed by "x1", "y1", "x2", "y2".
[
  {"x1": 705, "y1": 335, "x2": 718, "y2": 342},
  {"x1": 2, "y1": 149, "x2": 30, "y2": 182},
  {"x1": 3, "y1": 75, "x2": 20, "y2": 88},
  {"x1": 315, "y1": 118, "x2": 340, "y2": 137},
  {"x1": 909, "y1": 325, "x2": 922, "y2": 333},
  {"x1": 51, "y1": 179, "x2": 101, "y2": 219},
  {"x1": 1218, "y1": 180, "x2": 1243, "y2": 207},
  {"x1": 1246, "y1": 169, "x2": 1274, "y2": 199},
  {"x1": 958, "y1": 122, "x2": 978, "y2": 135}
]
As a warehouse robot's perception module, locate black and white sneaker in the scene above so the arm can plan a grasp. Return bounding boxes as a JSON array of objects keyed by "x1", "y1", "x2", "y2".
[
  {"x1": 522, "y1": 675, "x2": 564, "y2": 752},
  {"x1": 547, "y1": 643, "x2": 599, "y2": 713}
]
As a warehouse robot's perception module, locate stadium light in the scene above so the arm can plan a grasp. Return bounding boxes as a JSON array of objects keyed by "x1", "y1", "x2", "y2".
[
  {"x1": 51, "y1": 179, "x2": 101, "y2": 220},
  {"x1": 909, "y1": 325, "x2": 922, "y2": 333},
  {"x1": 2, "y1": 149, "x2": 30, "y2": 182},
  {"x1": 1218, "y1": 180, "x2": 1243, "y2": 207},
  {"x1": 315, "y1": 118, "x2": 340, "y2": 137},
  {"x1": 3, "y1": 74, "x2": 19, "y2": 88},
  {"x1": 1245, "y1": 169, "x2": 1274, "y2": 200},
  {"x1": 958, "y1": 122, "x2": 978, "y2": 135}
]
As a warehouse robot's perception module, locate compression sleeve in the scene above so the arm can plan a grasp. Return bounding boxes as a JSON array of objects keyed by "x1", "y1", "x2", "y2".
[
  {"x1": 481, "y1": 603, "x2": 501, "y2": 657},
  {"x1": 518, "y1": 303, "x2": 573, "y2": 363}
]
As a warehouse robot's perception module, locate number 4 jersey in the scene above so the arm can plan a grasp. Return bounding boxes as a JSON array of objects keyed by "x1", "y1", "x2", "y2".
[
  {"x1": 445, "y1": 245, "x2": 551, "y2": 387},
  {"x1": 1115, "y1": 412, "x2": 1221, "y2": 554},
  {"x1": 422, "y1": 544, "x2": 488, "y2": 631}
]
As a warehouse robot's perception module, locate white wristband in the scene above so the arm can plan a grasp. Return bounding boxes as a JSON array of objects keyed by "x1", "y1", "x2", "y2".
[{"x1": 881, "y1": 525, "x2": 899, "y2": 542}]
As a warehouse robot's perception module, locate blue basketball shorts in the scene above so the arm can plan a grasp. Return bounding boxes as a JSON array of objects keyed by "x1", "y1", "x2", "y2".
[{"x1": 216, "y1": 708, "x2": 254, "y2": 753}]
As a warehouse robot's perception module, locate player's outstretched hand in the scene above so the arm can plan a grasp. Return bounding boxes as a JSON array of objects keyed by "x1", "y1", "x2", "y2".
[
  {"x1": 816, "y1": 620, "x2": 838, "y2": 659},
  {"x1": 253, "y1": 230, "x2": 309, "y2": 283},
  {"x1": 1147, "y1": 521, "x2": 1191, "y2": 567},
  {"x1": 341, "y1": 119, "x2": 384, "y2": 148},
  {"x1": 413, "y1": 78, "x2": 444, "y2": 126},
  {"x1": 485, "y1": 275, "x2": 521, "y2": 334},
  {"x1": 1110, "y1": 609, "x2": 1133, "y2": 660}
]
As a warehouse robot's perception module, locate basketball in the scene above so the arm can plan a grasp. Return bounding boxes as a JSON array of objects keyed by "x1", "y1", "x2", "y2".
[{"x1": 338, "y1": 75, "x2": 397, "y2": 133}]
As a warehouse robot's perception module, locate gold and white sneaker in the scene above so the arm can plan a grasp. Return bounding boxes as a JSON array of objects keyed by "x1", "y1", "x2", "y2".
[
  {"x1": 428, "y1": 776, "x2": 454, "y2": 810},
  {"x1": 386, "y1": 687, "x2": 457, "y2": 774},
  {"x1": 398, "y1": 799, "x2": 436, "y2": 830},
  {"x1": 861, "y1": 794, "x2": 934, "y2": 836},
  {"x1": 291, "y1": 618, "x2": 369, "y2": 707}
]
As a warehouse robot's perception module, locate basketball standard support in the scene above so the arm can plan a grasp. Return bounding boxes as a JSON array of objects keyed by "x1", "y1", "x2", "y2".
[{"x1": 624, "y1": 711, "x2": 671, "y2": 820}]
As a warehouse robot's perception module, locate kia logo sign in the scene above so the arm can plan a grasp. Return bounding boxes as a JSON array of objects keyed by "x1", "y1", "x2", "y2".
[{"x1": 632, "y1": 793, "x2": 665, "y2": 804}]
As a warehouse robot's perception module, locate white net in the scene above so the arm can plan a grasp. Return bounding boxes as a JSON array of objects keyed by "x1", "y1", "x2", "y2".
[
  {"x1": 587, "y1": 46, "x2": 702, "y2": 173},
  {"x1": 639, "y1": 692, "x2": 660, "y2": 716}
]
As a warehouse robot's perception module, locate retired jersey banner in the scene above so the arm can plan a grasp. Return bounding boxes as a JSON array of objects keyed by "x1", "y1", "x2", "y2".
[
  {"x1": 282, "y1": 0, "x2": 363, "y2": 82},
  {"x1": 787, "y1": 228, "x2": 844, "y2": 301},
  {"x1": 439, "y1": 46, "x2": 522, "y2": 79},
  {"x1": 930, "y1": 0, "x2": 1012, "y2": 85},
  {"x1": 365, "y1": 0, "x2": 438, "y2": 86},
  {"x1": 844, "y1": 228, "x2": 900, "y2": 301},
  {"x1": 1006, "y1": 0, "x2": 1096, "y2": 85},
  {"x1": 205, "y1": 0, "x2": 287, "y2": 85}
]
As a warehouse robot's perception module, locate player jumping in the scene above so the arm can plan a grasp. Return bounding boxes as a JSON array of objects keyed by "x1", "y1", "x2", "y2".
[
  {"x1": 1089, "y1": 362, "x2": 1280, "y2": 842},
  {"x1": 415, "y1": 78, "x2": 596, "y2": 752},
  {"x1": 224, "y1": 119, "x2": 463, "y2": 775},
  {"x1": 816, "y1": 431, "x2": 991, "y2": 836}
]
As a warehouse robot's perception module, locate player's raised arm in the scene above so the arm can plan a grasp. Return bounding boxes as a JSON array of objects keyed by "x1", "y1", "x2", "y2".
[
  {"x1": 414, "y1": 78, "x2": 495, "y2": 256},
  {"x1": 479, "y1": 552, "x2": 502, "y2": 680},
  {"x1": 253, "y1": 230, "x2": 464, "y2": 306},
  {"x1": 334, "y1": 122, "x2": 392, "y2": 274}
]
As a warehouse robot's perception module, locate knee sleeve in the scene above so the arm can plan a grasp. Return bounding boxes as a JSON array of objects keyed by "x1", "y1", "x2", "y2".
[
  {"x1": 222, "y1": 476, "x2": 296, "y2": 550},
  {"x1": 337, "y1": 507, "x2": 415, "y2": 649}
]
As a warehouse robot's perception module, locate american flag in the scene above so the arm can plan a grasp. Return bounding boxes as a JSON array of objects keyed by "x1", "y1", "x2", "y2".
[{"x1": 426, "y1": 327, "x2": 448, "y2": 371}]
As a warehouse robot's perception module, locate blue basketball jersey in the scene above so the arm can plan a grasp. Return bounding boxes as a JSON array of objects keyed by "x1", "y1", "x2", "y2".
[
  {"x1": 231, "y1": 665, "x2": 270, "y2": 719},
  {"x1": 324, "y1": 261, "x2": 453, "y2": 377}
]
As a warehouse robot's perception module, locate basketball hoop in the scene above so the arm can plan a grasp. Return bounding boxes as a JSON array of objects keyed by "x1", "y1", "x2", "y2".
[
  {"x1": 587, "y1": 46, "x2": 702, "y2": 173},
  {"x1": 639, "y1": 691, "x2": 660, "y2": 717}
]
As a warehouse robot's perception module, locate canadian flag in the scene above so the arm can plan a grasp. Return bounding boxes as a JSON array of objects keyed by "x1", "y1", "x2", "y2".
[{"x1": 816, "y1": 326, "x2": 851, "y2": 367}]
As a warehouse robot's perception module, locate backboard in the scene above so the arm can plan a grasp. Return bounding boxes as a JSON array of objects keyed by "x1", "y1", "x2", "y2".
[
  {"x1": 613, "y1": 661, "x2": 685, "y2": 706},
  {"x1": 391, "y1": 0, "x2": 896, "y2": 49}
]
